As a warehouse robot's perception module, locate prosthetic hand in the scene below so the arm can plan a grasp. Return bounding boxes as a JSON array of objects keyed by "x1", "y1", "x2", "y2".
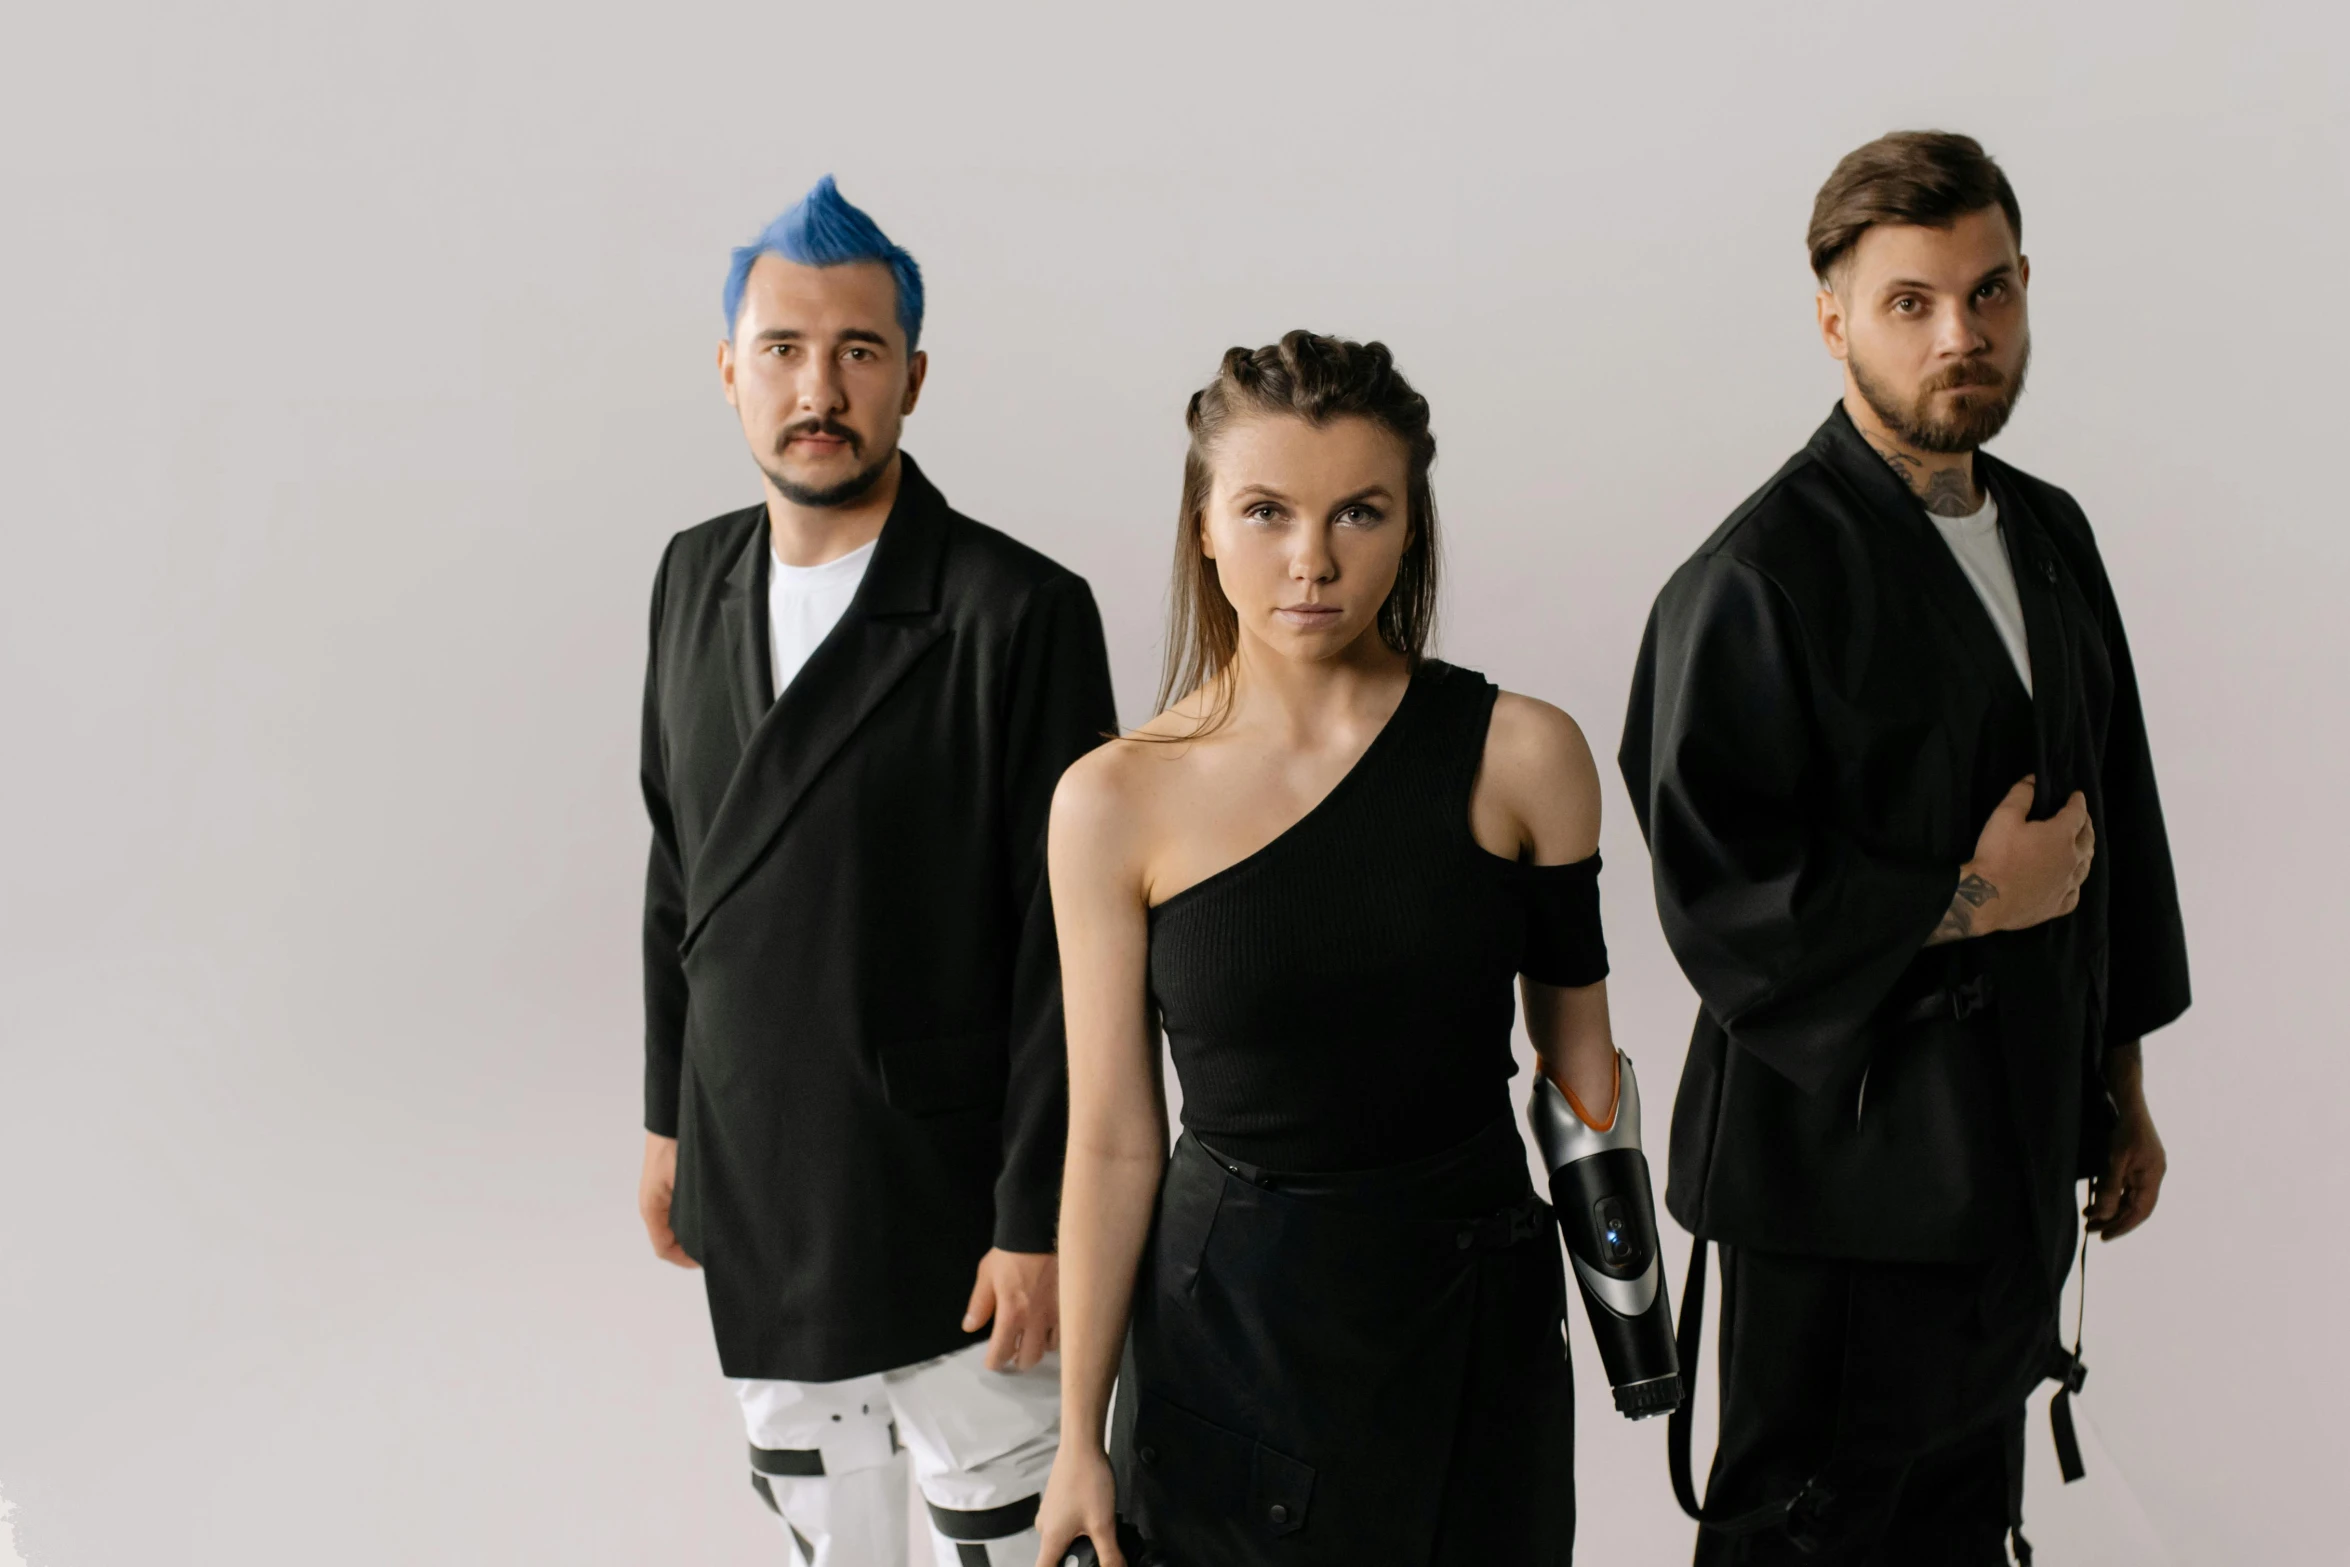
[{"x1": 1528, "y1": 1051, "x2": 1683, "y2": 1419}]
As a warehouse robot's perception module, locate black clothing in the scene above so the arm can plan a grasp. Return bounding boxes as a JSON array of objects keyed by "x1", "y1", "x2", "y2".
[
  {"x1": 639, "y1": 455, "x2": 1117, "y2": 1381},
  {"x1": 1148, "y1": 660, "x2": 1608, "y2": 1172},
  {"x1": 1692, "y1": 1243, "x2": 2048, "y2": 1565},
  {"x1": 1115, "y1": 1121, "x2": 1575, "y2": 1566},
  {"x1": 1620, "y1": 404, "x2": 2190, "y2": 1292},
  {"x1": 1115, "y1": 660, "x2": 1594, "y2": 1563}
]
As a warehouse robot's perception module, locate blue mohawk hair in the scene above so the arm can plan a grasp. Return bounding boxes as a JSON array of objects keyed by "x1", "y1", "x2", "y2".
[{"x1": 722, "y1": 175, "x2": 925, "y2": 351}]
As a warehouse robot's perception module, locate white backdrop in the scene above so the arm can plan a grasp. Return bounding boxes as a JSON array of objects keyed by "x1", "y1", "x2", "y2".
[{"x1": 2, "y1": 3, "x2": 2343, "y2": 1563}]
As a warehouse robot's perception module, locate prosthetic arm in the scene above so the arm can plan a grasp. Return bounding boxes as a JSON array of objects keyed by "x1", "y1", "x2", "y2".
[{"x1": 1529, "y1": 1051, "x2": 1683, "y2": 1419}]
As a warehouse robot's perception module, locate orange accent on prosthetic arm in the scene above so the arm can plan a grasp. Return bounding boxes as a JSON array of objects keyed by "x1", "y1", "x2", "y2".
[{"x1": 1560, "y1": 1052, "x2": 1621, "y2": 1133}]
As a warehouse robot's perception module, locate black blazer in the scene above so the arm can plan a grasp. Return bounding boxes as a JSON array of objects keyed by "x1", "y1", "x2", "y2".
[
  {"x1": 1620, "y1": 405, "x2": 2189, "y2": 1283},
  {"x1": 640, "y1": 456, "x2": 1117, "y2": 1381}
]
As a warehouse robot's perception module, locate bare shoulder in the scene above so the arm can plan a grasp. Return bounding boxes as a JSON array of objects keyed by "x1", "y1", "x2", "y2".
[
  {"x1": 1050, "y1": 711, "x2": 1204, "y2": 870},
  {"x1": 1488, "y1": 692, "x2": 1595, "y2": 772},
  {"x1": 1051, "y1": 735, "x2": 1148, "y2": 845},
  {"x1": 1481, "y1": 691, "x2": 1601, "y2": 862}
]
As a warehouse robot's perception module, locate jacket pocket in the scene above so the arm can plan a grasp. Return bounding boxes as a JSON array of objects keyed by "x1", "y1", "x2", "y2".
[
  {"x1": 1128, "y1": 1393, "x2": 1315, "y2": 1541},
  {"x1": 878, "y1": 1031, "x2": 1009, "y2": 1118}
]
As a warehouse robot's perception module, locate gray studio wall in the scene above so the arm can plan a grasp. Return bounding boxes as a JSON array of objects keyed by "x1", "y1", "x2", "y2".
[{"x1": 2, "y1": 3, "x2": 2342, "y2": 1563}]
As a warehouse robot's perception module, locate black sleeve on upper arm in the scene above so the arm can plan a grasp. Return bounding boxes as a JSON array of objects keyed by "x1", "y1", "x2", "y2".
[
  {"x1": 1520, "y1": 856, "x2": 1609, "y2": 987},
  {"x1": 640, "y1": 544, "x2": 689, "y2": 1138},
  {"x1": 993, "y1": 572, "x2": 1120, "y2": 1252},
  {"x1": 1620, "y1": 553, "x2": 1957, "y2": 1094}
]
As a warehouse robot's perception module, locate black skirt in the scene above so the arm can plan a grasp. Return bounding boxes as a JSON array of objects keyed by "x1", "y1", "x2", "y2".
[{"x1": 1112, "y1": 1116, "x2": 1577, "y2": 1565}]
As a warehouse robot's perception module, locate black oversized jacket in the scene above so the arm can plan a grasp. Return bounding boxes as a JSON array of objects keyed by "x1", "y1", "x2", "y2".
[
  {"x1": 1620, "y1": 405, "x2": 2189, "y2": 1284},
  {"x1": 641, "y1": 456, "x2": 1117, "y2": 1381}
]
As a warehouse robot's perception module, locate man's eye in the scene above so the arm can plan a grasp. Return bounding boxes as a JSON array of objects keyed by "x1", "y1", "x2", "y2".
[
  {"x1": 1891, "y1": 297, "x2": 1919, "y2": 314},
  {"x1": 844, "y1": 347, "x2": 871, "y2": 361},
  {"x1": 1978, "y1": 282, "x2": 2008, "y2": 302}
]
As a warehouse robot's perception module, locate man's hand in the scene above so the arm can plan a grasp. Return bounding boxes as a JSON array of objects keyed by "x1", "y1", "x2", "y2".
[
  {"x1": 964, "y1": 1248, "x2": 1059, "y2": 1371},
  {"x1": 1929, "y1": 777, "x2": 2095, "y2": 943},
  {"x1": 2087, "y1": 1040, "x2": 2166, "y2": 1241},
  {"x1": 638, "y1": 1132, "x2": 698, "y2": 1269}
]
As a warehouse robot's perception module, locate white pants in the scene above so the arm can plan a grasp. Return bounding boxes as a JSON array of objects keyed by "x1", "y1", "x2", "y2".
[{"x1": 733, "y1": 1344, "x2": 1060, "y2": 1567}]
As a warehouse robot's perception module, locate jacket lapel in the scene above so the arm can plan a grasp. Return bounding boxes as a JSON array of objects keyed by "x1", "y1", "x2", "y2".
[
  {"x1": 1979, "y1": 459, "x2": 2075, "y2": 812},
  {"x1": 683, "y1": 456, "x2": 952, "y2": 950},
  {"x1": 1809, "y1": 405, "x2": 2037, "y2": 712},
  {"x1": 717, "y1": 517, "x2": 774, "y2": 747}
]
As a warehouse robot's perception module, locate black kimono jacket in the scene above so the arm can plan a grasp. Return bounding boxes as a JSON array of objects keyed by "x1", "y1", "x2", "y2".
[
  {"x1": 641, "y1": 455, "x2": 1117, "y2": 1381},
  {"x1": 1620, "y1": 405, "x2": 2189, "y2": 1287}
]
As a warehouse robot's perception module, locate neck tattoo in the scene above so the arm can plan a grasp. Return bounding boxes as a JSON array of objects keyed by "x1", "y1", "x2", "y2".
[
  {"x1": 1918, "y1": 467, "x2": 1979, "y2": 517},
  {"x1": 1866, "y1": 437, "x2": 1980, "y2": 517}
]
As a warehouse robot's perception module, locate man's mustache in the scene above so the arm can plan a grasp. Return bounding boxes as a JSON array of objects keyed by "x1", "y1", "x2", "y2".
[
  {"x1": 1923, "y1": 360, "x2": 2007, "y2": 393},
  {"x1": 775, "y1": 418, "x2": 863, "y2": 455}
]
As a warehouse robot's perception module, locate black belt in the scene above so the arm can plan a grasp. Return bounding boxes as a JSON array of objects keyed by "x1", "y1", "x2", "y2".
[{"x1": 1195, "y1": 1137, "x2": 1546, "y2": 1253}]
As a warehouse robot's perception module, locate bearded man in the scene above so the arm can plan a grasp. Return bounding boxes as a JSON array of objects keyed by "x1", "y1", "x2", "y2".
[{"x1": 1619, "y1": 132, "x2": 2190, "y2": 1565}]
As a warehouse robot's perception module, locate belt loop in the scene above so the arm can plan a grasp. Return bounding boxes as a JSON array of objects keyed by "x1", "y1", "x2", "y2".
[
  {"x1": 1950, "y1": 974, "x2": 1996, "y2": 1021},
  {"x1": 1895, "y1": 974, "x2": 1998, "y2": 1027},
  {"x1": 1210, "y1": 1147, "x2": 1275, "y2": 1189}
]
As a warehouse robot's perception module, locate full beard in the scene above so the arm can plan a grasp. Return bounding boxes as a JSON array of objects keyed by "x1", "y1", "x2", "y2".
[{"x1": 1850, "y1": 338, "x2": 2032, "y2": 455}]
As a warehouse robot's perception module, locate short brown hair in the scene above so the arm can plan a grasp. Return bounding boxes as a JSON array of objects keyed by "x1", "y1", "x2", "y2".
[
  {"x1": 1157, "y1": 330, "x2": 1440, "y2": 723},
  {"x1": 1808, "y1": 131, "x2": 2021, "y2": 283}
]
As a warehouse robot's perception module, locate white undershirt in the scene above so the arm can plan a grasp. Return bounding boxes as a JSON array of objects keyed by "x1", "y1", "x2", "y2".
[
  {"x1": 768, "y1": 537, "x2": 876, "y2": 701},
  {"x1": 1927, "y1": 495, "x2": 2033, "y2": 696}
]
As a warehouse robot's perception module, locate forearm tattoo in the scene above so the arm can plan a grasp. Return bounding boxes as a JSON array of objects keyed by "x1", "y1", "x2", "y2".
[{"x1": 1928, "y1": 873, "x2": 1998, "y2": 944}]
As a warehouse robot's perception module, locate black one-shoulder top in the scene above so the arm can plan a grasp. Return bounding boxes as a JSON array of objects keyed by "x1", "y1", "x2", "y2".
[{"x1": 1147, "y1": 660, "x2": 1609, "y2": 1171}]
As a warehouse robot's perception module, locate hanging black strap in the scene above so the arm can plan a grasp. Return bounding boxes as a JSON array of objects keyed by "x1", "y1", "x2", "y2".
[
  {"x1": 2047, "y1": 1226, "x2": 2092, "y2": 1483},
  {"x1": 2006, "y1": 1228, "x2": 2094, "y2": 1565},
  {"x1": 2048, "y1": 1377, "x2": 2086, "y2": 1484},
  {"x1": 1668, "y1": 1230, "x2": 2090, "y2": 1548},
  {"x1": 1667, "y1": 1237, "x2": 1709, "y2": 1520},
  {"x1": 1667, "y1": 1238, "x2": 1836, "y2": 1542},
  {"x1": 2004, "y1": 1410, "x2": 2035, "y2": 1565}
]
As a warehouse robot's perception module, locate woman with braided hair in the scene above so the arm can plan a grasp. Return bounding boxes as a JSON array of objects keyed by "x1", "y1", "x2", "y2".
[{"x1": 1034, "y1": 332, "x2": 1626, "y2": 1565}]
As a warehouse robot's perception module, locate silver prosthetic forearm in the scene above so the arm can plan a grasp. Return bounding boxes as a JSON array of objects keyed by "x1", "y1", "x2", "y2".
[{"x1": 1529, "y1": 1051, "x2": 1684, "y2": 1419}]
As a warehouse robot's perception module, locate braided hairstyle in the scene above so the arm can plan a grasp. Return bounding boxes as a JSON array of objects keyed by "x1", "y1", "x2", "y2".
[{"x1": 1156, "y1": 329, "x2": 1441, "y2": 724}]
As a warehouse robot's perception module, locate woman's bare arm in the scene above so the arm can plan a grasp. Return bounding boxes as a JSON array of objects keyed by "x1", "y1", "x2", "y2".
[
  {"x1": 1523, "y1": 977, "x2": 1620, "y2": 1123},
  {"x1": 1034, "y1": 748, "x2": 1167, "y2": 1567},
  {"x1": 1479, "y1": 693, "x2": 1621, "y2": 1119}
]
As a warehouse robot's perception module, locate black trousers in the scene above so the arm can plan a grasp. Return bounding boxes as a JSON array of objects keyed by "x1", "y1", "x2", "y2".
[{"x1": 1692, "y1": 1244, "x2": 2055, "y2": 1566}]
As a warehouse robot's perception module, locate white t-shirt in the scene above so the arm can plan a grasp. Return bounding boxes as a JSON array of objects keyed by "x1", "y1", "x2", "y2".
[
  {"x1": 768, "y1": 537, "x2": 877, "y2": 701},
  {"x1": 1927, "y1": 495, "x2": 2033, "y2": 696}
]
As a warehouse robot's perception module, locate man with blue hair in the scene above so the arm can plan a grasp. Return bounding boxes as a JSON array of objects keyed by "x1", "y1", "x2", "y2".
[{"x1": 635, "y1": 175, "x2": 1117, "y2": 1566}]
